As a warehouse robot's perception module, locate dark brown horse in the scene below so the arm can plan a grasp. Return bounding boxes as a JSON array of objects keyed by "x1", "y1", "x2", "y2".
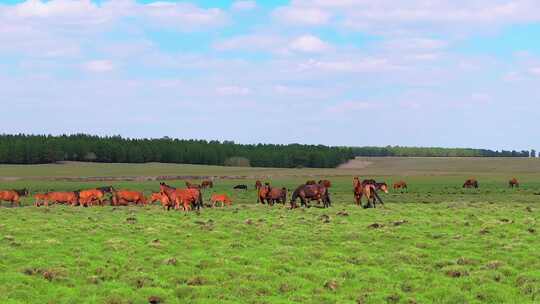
[
  {"x1": 463, "y1": 178, "x2": 479, "y2": 188},
  {"x1": 305, "y1": 180, "x2": 317, "y2": 185},
  {"x1": 353, "y1": 177, "x2": 385, "y2": 208},
  {"x1": 318, "y1": 180, "x2": 332, "y2": 188},
  {"x1": 290, "y1": 183, "x2": 330, "y2": 208},
  {"x1": 509, "y1": 178, "x2": 519, "y2": 188}
]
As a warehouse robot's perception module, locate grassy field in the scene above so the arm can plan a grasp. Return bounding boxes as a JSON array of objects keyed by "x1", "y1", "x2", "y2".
[{"x1": 1, "y1": 158, "x2": 540, "y2": 303}]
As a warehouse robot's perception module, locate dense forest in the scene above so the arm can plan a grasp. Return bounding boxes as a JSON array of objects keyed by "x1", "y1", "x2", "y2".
[{"x1": 0, "y1": 134, "x2": 535, "y2": 167}]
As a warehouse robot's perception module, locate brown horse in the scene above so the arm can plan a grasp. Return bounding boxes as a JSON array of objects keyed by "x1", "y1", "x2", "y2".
[
  {"x1": 393, "y1": 181, "x2": 408, "y2": 191},
  {"x1": 290, "y1": 183, "x2": 330, "y2": 208},
  {"x1": 78, "y1": 186, "x2": 113, "y2": 207},
  {"x1": 353, "y1": 178, "x2": 385, "y2": 208},
  {"x1": 257, "y1": 183, "x2": 271, "y2": 204},
  {"x1": 160, "y1": 182, "x2": 203, "y2": 211},
  {"x1": 266, "y1": 187, "x2": 287, "y2": 205},
  {"x1": 0, "y1": 189, "x2": 28, "y2": 207},
  {"x1": 509, "y1": 178, "x2": 519, "y2": 188},
  {"x1": 111, "y1": 190, "x2": 147, "y2": 206},
  {"x1": 305, "y1": 180, "x2": 317, "y2": 185},
  {"x1": 318, "y1": 180, "x2": 332, "y2": 188},
  {"x1": 185, "y1": 181, "x2": 201, "y2": 189},
  {"x1": 201, "y1": 180, "x2": 214, "y2": 189},
  {"x1": 255, "y1": 180, "x2": 263, "y2": 190},
  {"x1": 210, "y1": 194, "x2": 232, "y2": 207},
  {"x1": 150, "y1": 192, "x2": 173, "y2": 209},
  {"x1": 463, "y1": 178, "x2": 479, "y2": 188},
  {"x1": 33, "y1": 193, "x2": 49, "y2": 207},
  {"x1": 43, "y1": 191, "x2": 79, "y2": 206}
]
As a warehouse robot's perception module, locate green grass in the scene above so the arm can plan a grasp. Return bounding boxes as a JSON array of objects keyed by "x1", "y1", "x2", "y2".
[{"x1": 1, "y1": 159, "x2": 540, "y2": 303}]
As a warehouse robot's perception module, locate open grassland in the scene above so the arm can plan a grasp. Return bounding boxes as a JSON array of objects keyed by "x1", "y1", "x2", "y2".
[{"x1": 1, "y1": 158, "x2": 540, "y2": 303}]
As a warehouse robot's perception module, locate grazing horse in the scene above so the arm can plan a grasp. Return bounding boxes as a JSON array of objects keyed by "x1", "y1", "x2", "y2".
[
  {"x1": 201, "y1": 180, "x2": 214, "y2": 189},
  {"x1": 290, "y1": 183, "x2": 331, "y2": 208},
  {"x1": 353, "y1": 178, "x2": 385, "y2": 208},
  {"x1": 33, "y1": 193, "x2": 49, "y2": 207},
  {"x1": 185, "y1": 181, "x2": 201, "y2": 189},
  {"x1": 78, "y1": 186, "x2": 113, "y2": 207},
  {"x1": 111, "y1": 190, "x2": 147, "y2": 206},
  {"x1": 257, "y1": 183, "x2": 271, "y2": 204},
  {"x1": 0, "y1": 189, "x2": 28, "y2": 207},
  {"x1": 318, "y1": 180, "x2": 332, "y2": 188},
  {"x1": 150, "y1": 192, "x2": 173, "y2": 210},
  {"x1": 266, "y1": 187, "x2": 287, "y2": 205},
  {"x1": 463, "y1": 179, "x2": 479, "y2": 188},
  {"x1": 210, "y1": 194, "x2": 232, "y2": 207},
  {"x1": 160, "y1": 182, "x2": 203, "y2": 211},
  {"x1": 255, "y1": 180, "x2": 262, "y2": 190},
  {"x1": 509, "y1": 178, "x2": 519, "y2": 188},
  {"x1": 43, "y1": 191, "x2": 79, "y2": 206},
  {"x1": 234, "y1": 184, "x2": 248, "y2": 190},
  {"x1": 393, "y1": 181, "x2": 408, "y2": 191}
]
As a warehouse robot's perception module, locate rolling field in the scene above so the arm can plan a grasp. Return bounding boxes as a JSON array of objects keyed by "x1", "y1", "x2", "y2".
[{"x1": 1, "y1": 158, "x2": 540, "y2": 303}]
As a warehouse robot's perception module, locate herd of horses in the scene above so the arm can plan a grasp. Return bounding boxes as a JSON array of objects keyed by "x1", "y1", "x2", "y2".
[{"x1": 0, "y1": 177, "x2": 521, "y2": 210}]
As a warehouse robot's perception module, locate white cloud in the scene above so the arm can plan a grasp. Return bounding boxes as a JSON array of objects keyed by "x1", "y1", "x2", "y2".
[
  {"x1": 289, "y1": 35, "x2": 330, "y2": 53},
  {"x1": 232, "y1": 1, "x2": 257, "y2": 11},
  {"x1": 327, "y1": 101, "x2": 377, "y2": 113},
  {"x1": 529, "y1": 67, "x2": 540, "y2": 76},
  {"x1": 273, "y1": 6, "x2": 330, "y2": 25},
  {"x1": 83, "y1": 60, "x2": 114, "y2": 72}
]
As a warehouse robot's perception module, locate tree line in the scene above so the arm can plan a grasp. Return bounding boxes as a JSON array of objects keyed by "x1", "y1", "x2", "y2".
[{"x1": 0, "y1": 134, "x2": 534, "y2": 168}]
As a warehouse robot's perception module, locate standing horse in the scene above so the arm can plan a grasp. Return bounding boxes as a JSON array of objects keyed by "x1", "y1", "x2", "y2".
[
  {"x1": 257, "y1": 183, "x2": 271, "y2": 204},
  {"x1": 255, "y1": 180, "x2": 262, "y2": 190},
  {"x1": 78, "y1": 186, "x2": 113, "y2": 206},
  {"x1": 393, "y1": 181, "x2": 408, "y2": 192},
  {"x1": 201, "y1": 180, "x2": 214, "y2": 189},
  {"x1": 111, "y1": 190, "x2": 147, "y2": 206},
  {"x1": 509, "y1": 178, "x2": 519, "y2": 188},
  {"x1": 43, "y1": 191, "x2": 79, "y2": 206},
  {"x1": 160, "y1": 182, "x2": 203, "y2": 211},
  {"x1": 0, "y1": 189, "x2": 28, "y2": 207},
  {"x1": 150, "y1": 192, "x2": 173, "y2": 210},
  {"x1": 290, "y1": 183, "x2": 331, "y2": 208},
  {"x1": 265, "y1": 187, "x2": 287, "y2": 205},
  {"x1": 463, "y1": 179, "x2": 479, "y2": 188},
  {"x1": 353, "y1": 178, "x2": 385, "y2": 208}
]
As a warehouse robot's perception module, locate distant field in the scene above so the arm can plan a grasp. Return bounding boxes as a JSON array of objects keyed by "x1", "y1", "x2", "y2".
[
  {"x1": 1, "y1": 157, "x2": 540, "y2": 180},
  {"x1": 1, "y1": 158, "x2": 540, "y2": 303}
]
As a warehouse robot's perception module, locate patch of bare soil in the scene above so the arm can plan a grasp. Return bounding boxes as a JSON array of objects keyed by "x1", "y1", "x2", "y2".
[{"x1": 337, "y1": 158, "x2": 373, "y2": 169}]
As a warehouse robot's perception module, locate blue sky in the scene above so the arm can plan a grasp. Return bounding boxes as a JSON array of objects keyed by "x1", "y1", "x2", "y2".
[{"x1": 1, "y1": 0, "x2": 539, "y2": 150}]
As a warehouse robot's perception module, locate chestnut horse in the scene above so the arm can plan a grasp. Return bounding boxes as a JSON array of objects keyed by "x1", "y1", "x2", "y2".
[
  {"x1": 267, "y1": 187, "x2": 287, "y2": 205},
  {"x1": 290, "y1": 183, "x2": 330, "y2": 208},
  {"x1": 210, "y1": 194, "x2": 232, "y2": 207},
  {"x1": 509, "y1": 178, "x2": 519, "y2": 188},
  {"x1": 0, "y1": 189, "x2": 28, "y2": 207},
  {"x1": 463, "y1": 179, "x2": 479, "y2": 188},
  {"x1": 78, "y1": 186, "x2": 113, "y2": 207},
  {"x1": 42, "y1": 191, "x2": 79, "y2": 206},
  {"x1": 33, "y1": 193, "x2": 49, "y2": 207},
  {"x1": 393, "y1": 181, "x2": 408, "y2": 191},
  {"x1": 111, "y1": 190, "x2": 147, "y2": 206},
  {"x1": 257, "y1": 183, "x2": 271, "y2": 204},
  {"x1": 255, "y1": 180, "x2": 262, "y2": 190},
  {"x1": 160, "y1": 182, "x2": 203, "y2": 211},
  {"x1": 150, "y1": 192, "x2": 173, "y2": 210}
]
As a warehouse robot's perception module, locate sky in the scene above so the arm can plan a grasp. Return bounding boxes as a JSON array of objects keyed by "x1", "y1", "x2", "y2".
[{"x1": 0, "y1": 0, "x2": 539, "y2": 150}]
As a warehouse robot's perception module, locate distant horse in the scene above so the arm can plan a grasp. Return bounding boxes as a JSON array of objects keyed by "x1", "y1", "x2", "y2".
[
  {"x1": 257, "y1": 183, "x2": 271, "y2": 204},
  {"x1": 509, "y1": 178, "x2": 519, "y2": 188},
  {"x1": 111, "y1": 190, "x2": 146, "y2": 206},
  {"x1": 264, "y1": 186, "x2": 287, "y2": 205},
  {"x1": 318, "y1": 180, "x2": 332, "y2": 188},
  {"x1": 201, "y1": 180, "x2": 214, "y2": 189},
  {"x1": 210, "y1": 194, "x2": 232, "y2": 207},
  {"x1": 160, "y1": 182, "x2": 203, "y2": 211},
  {"x1": 290, "y1": 183, "x2": 330, "y2": 208},
  {"x1": 463, "y1": 179, "x2": 479, "y2": 188},
  {"x1": 150, "y1": 192, "x2": 173, "y2": 210},
  {"x1": 185, "y1": 181, "x2": 201, "y2": 190},
  {"x1": 0, "y1": 189, "x2": 28, "y2": 207},
  {"x1": 234, "y1": 184, "x2": 248, "y2": 190},
  {"x1": 42, "y1": 191, "x2": 79, "y2": 206},
  {"x1": 353, "y1": 178, "x2": 385, "y2": 208},
  {"x1": 78, "y1": 186, "x2": 113, "y2": 206},
  {"x1": 393, "y1": 181, "x2": 408, "y2": 191}
]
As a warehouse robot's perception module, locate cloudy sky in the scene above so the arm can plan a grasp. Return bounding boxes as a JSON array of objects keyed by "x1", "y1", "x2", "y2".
[{"x1": 1, "y1": 0, "x2": 539, "y2": 150}]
